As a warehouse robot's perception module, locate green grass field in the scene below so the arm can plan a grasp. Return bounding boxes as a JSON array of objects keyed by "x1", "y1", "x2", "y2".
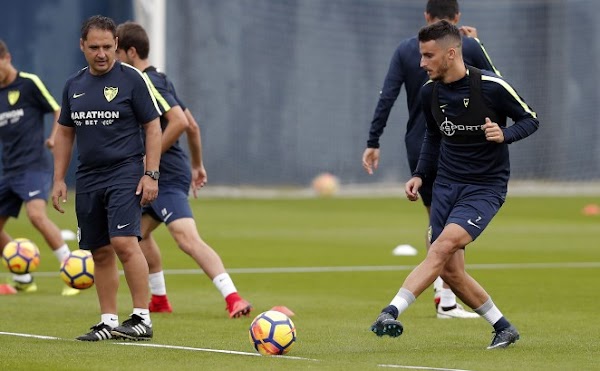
[{"x1": 1, "y1": 196, "x2": 599, "y2": 370}]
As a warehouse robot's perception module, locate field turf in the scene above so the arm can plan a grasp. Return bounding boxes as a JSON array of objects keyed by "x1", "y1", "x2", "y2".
[{"x1": 1, "y1": 196, "x2": 598, "y2": 370}]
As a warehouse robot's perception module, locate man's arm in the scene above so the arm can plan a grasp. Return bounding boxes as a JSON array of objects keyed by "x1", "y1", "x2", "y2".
[
  {"x1": 160, "y1": 105, "x2": 188, "y2": 153},
  {"x1": 184, "y1": 108, "x2": 207, "y2": 196},
  {"x1": 137, "y1": 119, "x2": 162, "y2": 205},
  {"x1": 367, "y1": 45, "x2": 406, "y2": 149},
  {"x1": 45, "y1": 110, "x2": 60, "y2": 149},
  {"x1": 413, "y1": 84, "x2": 441, "y2": 179},
  {"x1": 51, "y1": 125, "x2": 75, "y2": 213},
  {"x1": 483, "y1": 76, "x2": 539, "y2": 144}
]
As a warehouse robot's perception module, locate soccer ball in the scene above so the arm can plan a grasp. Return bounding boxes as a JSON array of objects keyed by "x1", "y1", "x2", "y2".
[
  {"x1": 312, "y1": 172, "x2": 340, "y2": 197},
  {"x1": 1, "y1": 238, "x2": 40, "y2": 274},
  {"x1": 59, "y1": 249, "x2": 94, "y2": 289},
  {"x1": 249, "y1": 310, "x2": 296, "y2": 355}
]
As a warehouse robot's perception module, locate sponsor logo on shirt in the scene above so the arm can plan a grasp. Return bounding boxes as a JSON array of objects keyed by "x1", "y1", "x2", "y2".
[
  {"x1": 440, "y1": 117, "x2": 482, "y2": 137},
  {"x1": 0, "y1": 108, "x2": 24, "y2": 127},
  {"x1": 70, "y1": 111, "x2": 120, "y2": 127}
]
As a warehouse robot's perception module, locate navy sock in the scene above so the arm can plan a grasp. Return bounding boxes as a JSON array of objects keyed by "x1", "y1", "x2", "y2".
[
  {"x1": 493, "y1": 316, "x2": 511, "y2": 332},
  {"x1": 382, "y1": 305, "x2": 399, "y2": 319}
]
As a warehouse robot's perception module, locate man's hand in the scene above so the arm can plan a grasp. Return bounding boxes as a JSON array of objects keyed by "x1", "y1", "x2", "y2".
[
  {"x1": 362, "y1": 148, "x2": 380, "y2": 175},
  {"x1": 483, "y1": 117, "x2": 505, "y2": 143},
  {"x1": 136, "y1": 176, "x2": 158, "y2": 206},
  {"x1": 405, "y1": 176, "x2": 423, "y2": 202},
  {"x1": 52, "y1": 180, "x2": 68, "y2": 213},
  {"x1": 191, "y1": 165, "x2": 207, "y2": 198},
  {"x1": 459, "y1": 25, "x2": 478, "y2": 38}
]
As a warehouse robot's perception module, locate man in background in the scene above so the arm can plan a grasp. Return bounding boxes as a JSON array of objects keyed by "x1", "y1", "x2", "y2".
[
  {"x1": 0, "y1": 39, "x2": 78, "y2": 296},
  {"x1": 115, "y1": 21, "x2": 252, "y2": 319}
]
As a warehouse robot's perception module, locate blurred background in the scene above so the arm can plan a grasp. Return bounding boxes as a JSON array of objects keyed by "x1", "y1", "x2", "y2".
[{"x1": 2, "y1": 0, "x2": 599, "y2": 192}]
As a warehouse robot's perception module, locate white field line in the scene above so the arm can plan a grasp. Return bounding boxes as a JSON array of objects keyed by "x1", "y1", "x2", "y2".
[
  {"x1": 0, "y1": 331, "x2": 317, "y2": 361},
  {"x1": 2, "y1": 261, "x2": 599, "y2": 278},
  {"x1": 378, "y1": 364, "x2": 473, "y2": 371}
]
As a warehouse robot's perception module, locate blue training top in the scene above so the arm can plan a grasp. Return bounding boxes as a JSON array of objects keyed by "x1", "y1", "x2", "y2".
[
  {"x1": 143, "y1": 66, "x2": 192, "y2": 190},
  {"x1": 416, "y1": 68, "x2": 539, "y2": 187},
  {"x1": 367, "y1": 35, "x2": 499, "y2": 169},
  {"x1": 58, "y1": 61, "x2": 161, "y2": 191},
  {"x1": 0, "y1": 72, "x2": 59, "y2": 175}
]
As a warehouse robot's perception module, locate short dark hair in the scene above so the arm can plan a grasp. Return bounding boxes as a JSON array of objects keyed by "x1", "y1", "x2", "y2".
[
  {"x1": 426, "y1": 0, "x2": 460, "y2": 20},
  {"x1": 418, "y1": 19, "x2": 462, "y2": 47},
  {"x1": 0, "y1": 39, "x2": 8, "y2": 58},
  {"x1": 81, "y1": 15, "x2": 117, "y2": 40},
  {"x1": 116, "y1": 21, "x2": 150, "y2": 59}
]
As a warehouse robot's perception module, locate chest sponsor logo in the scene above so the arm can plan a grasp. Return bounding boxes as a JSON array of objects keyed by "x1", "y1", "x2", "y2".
[
  {"x1": 440, "y1": 117, "x2": 482, "y2": 137},
  {"x1": 0, "y1": 108, "x2": 24, "y2": 127},
  {"x1": 104, "y1": 86, "x2": 118, "y2": 102},
  {"x1": 8, "y1": 90, "x2": 20, "y2": 105}
]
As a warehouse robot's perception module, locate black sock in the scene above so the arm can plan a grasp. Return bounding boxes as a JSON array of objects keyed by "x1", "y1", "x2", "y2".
[
  {"x1": 493, "y1": 317, "x2": 511, "y2": 332},
  {"x1": 382, "y1": 305, "x2": 399, "y2": 319}
]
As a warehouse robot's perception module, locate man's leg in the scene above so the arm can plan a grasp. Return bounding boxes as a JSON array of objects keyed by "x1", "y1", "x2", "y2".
[
  {"x1": 372, "y1": 224, "x2": 471, "y2": 337},
  {"x1": 441, "y1": 248, "x2": 520, "y2": 349},
  {"x1": 111, "y1": 236, "x2": 149, "y2": 309},
  {"x1": 140, "y1": 214, "x2": 172, "y2": 313},
  {"x1": 167, "y1": 218, "x2": 252, "y2": 318},
  {"x1": 25, "y1": 199, "x2": 78, "y2": 295},
  {"x1": 92, "y1": 245, "x2": 119, "y2": 316},
  {"x1": 109, "y1": 236, "x2": 153, "y2": 341},
  {"x1": 76, "y1": 245, "x2": 120, "y2": 341}
]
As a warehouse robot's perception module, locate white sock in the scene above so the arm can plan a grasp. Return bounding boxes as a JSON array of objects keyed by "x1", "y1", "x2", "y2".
[
  {"x1": 439, "y1": 288, "x2": 457, "y2": 308},
  {"x1": 101, "y1": 313, "x2": 119, "y2": 328},
  {"x1": 474, "y1": 298, "x2": 503, "y2": 326},
  {"x1": 389, "y1": 287, "x2": 416, "y2": 316},
  {"x1": 149, "y1": 271, "x2": 167, "y2": 296},
  {"x1": 133, "y1": 308, "x2": 152, "y2": 327},
  {"x1": 53, "y1": 244, "x2": 71, "y2": 263},
  {"x1": 212, "y1": 273, "x2": 237, "y2": 298},
  {"x1": 433, "y1": 276, "x2": 444, "y2": 294},
  {"x1": 13, "y1": 273, "x2": 32, "y2": 283}
]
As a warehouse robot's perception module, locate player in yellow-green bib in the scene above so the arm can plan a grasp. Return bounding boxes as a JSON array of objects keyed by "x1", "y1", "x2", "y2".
[{"x1": 0, "y1": 39, "x2": 79, "y2": 296}]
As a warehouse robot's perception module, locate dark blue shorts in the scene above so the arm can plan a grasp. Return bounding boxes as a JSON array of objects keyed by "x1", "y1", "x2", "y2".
[
  {"x1": 0, "y1": 171, "x2": 52, "y2": 218},
  {"x1": 142, "y1": 186, "x2": 193, "y2": 225},
  {"x1": 75, "y1": 184, "x2": 142, "y2": 250},
  {"x1": 429, "y1": 181, "x2": 506, "y2": 243}
]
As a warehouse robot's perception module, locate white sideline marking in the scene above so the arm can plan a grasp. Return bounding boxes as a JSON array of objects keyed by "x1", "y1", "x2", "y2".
[
  {"x1": 115, "y1": 342, "x2": 318, "y2": 361},
  {"x1": 2, "y1": 262, "x2": 599, "y2": 278},
  {"x1": 379, "y1": 364, "x2": 473, "y2": 371},
  {"x1": 0, "y1": 331, "x2": 316, "y2": 361},
  {"x1": 0, "y1": 331, "x2": 61, "y2": 340}
]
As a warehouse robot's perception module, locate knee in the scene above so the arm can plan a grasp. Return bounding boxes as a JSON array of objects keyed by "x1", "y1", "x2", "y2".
[
  {"x1": 174, "y1": 231, "x2": 202, "y2": 256},
  {"x1": 27, "y1": 210, "x2": 46, "y2": 227},
  {"x1": 92, "y1": 247, "x2": 114, "y2": 266}
]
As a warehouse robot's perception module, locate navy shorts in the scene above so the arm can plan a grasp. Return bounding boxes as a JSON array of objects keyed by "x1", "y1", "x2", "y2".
[
  {"x1": 429, "y1": 181, "x2": 506, "y2": 243},
  {"x1": 75, "y1": 184, "x2": 142, "y2": 250},
  {"x1": 142, "y1": 186, "x2": 193, "y2": 225},
  {"x1": 0, "y1": 171, "x2": 52, "y2": 218}
]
